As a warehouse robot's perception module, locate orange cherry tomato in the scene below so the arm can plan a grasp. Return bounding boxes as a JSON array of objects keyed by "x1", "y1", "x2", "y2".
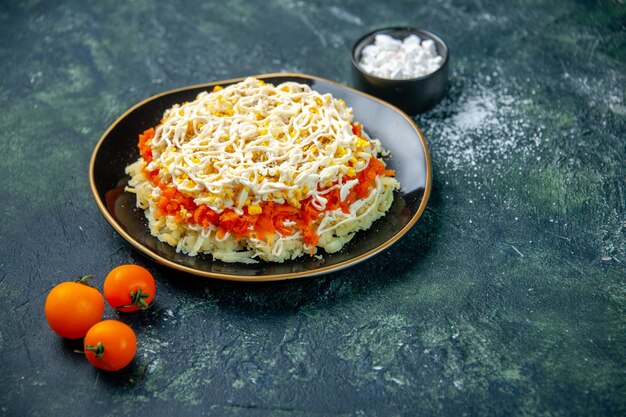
[
  {"x1": 83, "y1": 320, "x2": 137, "y2": 371},
  {"x1": 45, "y1": 275, "x2": 105, "y2": 339},
  {"x1": 103, "y1": 265, "x2": 156, "y2": 312}
]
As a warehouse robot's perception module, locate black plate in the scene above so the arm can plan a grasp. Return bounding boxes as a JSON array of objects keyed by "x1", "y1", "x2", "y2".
[{"x1": 89, "y1": 73, "x2": 431, "y2": 281}]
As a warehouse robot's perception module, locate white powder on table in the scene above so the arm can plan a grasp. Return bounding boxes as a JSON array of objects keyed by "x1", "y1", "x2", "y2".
[{"x1": 420, "y1": 74, "x2": 543, "y2": 173}]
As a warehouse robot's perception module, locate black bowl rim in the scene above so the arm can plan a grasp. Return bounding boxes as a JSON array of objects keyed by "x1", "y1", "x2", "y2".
[{"x1": 351, "y1": 26, "x2": 449, "y2": 83}]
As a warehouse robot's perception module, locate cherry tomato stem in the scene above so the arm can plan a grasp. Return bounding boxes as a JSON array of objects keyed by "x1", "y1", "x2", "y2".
[
  {"x1": 122, "y1": 288, "x2": 151, "y2": 310},
  {"x1": 77, "y1": 275, "x2": 95, "y2": 284},
  {"x1": 84, "y1": 342, "x2": 105, "y2": 358}
]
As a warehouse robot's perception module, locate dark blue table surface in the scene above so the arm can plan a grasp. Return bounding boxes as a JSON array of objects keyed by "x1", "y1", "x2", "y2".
[{"x1": 1, "y1": 1, "x2": 624, "y2": 416}]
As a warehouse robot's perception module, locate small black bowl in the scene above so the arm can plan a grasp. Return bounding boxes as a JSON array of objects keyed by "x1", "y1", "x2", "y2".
[{"x1": 351, "y1": 27, "x2": 449, "y2": 114}]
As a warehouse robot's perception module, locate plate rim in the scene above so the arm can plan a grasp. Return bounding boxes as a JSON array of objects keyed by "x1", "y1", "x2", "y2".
[{"x1": 89, "y1": 72, "x2": 432, "y2": 281}]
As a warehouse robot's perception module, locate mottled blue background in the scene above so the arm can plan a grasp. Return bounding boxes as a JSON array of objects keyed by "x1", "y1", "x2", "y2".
[{"x1": 0, "y1": 1, "x2": 624, "y2": 416}]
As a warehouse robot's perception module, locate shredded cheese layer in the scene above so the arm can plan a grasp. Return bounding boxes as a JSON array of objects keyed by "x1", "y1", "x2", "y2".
[{"x1": 126, "y1": 77, "x2": 399, "y2": 263}]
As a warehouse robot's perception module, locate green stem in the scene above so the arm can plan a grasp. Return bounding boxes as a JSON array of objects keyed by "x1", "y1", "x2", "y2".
[
  {"x1": 132, "y1": 288, "x2": 151, "y2": 310},
  {"x1": 119, "y1": 288, "x2": 151, "y2": 310},
  {"x1": 84, "y1": 342, "x2": 105, "y2": 358},
  {"x1": 76, "y1": 275, "x2": 95, "y2": 285}
]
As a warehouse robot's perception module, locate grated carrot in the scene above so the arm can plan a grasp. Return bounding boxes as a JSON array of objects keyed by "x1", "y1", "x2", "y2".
[{"x1": 136, "y1": 127, "x2": 394, "y2": 247}]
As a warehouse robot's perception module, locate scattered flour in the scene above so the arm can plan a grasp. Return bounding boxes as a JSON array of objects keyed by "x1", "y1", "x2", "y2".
[
  {"x1": 449, "y1": 92, "x2": 496, "y2": 130},
  {"x1": 418, "y1": 73, "x2": 543, "y2": 173}
]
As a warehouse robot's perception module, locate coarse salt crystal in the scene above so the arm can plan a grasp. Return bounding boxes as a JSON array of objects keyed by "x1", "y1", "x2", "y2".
[
  {"x1": 359, "y1": 33, "x2": 444, "y2": 80},
  {"x1": 374, "y1": 34, "x2": 402, "y2": 50},
  {"x1": 421, "y1": 39, "x2": 437, "y2": 57}
]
